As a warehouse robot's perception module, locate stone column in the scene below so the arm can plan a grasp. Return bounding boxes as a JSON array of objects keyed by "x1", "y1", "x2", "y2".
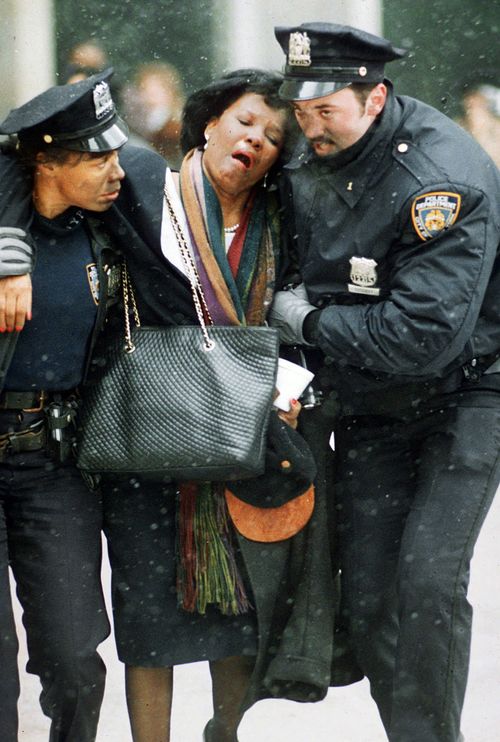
[
  {"x1": 0, "y1": 0, "x2": 55, "y2": 120},
  {"x1": 213, "y1": 0, "x2": 382, "y2": 73},
  {"x1": 338, "y1": 0, "x2": 382, "y2": 35}
]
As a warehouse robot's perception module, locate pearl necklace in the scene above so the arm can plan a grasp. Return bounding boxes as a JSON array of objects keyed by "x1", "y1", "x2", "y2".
[{"x1": 223, "y1": 223, "x2": 240, "y2": 234}]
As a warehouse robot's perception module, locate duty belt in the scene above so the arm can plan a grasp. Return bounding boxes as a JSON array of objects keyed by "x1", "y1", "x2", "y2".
[
  {"x1": 0, "y1": 419, "x2": 46, "y2": 461},
  {"x1": 0, "y1": 390, "x2": 79, "y2": 463},
  {"x1": 0, "y1": 390, "x2": 47, "y2": 411}
]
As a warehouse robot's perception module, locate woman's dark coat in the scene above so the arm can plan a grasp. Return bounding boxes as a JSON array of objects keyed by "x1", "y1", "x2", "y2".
[{"x1": 0, "y1": 141, "x2": 362, "y2": 705}]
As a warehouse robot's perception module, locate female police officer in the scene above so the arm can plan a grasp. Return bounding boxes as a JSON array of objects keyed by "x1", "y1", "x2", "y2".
[{"x1": 0, "y1": 72, "x2": 128, "y2": 741}]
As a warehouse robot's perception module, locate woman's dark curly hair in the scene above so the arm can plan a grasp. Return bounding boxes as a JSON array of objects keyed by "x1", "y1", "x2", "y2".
[{"x1": 180, "y1": 68, "x2": 296, "y2": 158}]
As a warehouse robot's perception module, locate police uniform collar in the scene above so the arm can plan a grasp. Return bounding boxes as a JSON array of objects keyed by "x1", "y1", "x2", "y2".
[
  {"x1": 285, "y1": 138, "x2": 313, "y2": 170},
  {"x1": 34, "y1": 206, "x2": 87, "y2": 235},
  {"x1": 287, "y1": 87, "x2": 402, "y2": 209},
  {"x1": 313, "y1": 118, "x2": 380, "y2": 169},
  {"x1": 286, "y1": 82, "x2": 397, "y2": 171},
  {"x1": 285, "y1": 104, "x2": 382, "y2": 173}
]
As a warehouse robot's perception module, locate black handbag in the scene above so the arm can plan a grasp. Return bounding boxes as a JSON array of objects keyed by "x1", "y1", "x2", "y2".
[{"x1": 76, "y1": 186, "x2": 279, "y2": 481}]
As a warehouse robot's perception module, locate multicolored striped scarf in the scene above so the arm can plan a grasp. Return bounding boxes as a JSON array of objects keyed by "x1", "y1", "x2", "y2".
[
  {"x1": 179, "y1": 146, "x2": 278, "y2": 325},
  {"x1": 177, "y1": 147, "x2": 280, "y2": 615}
]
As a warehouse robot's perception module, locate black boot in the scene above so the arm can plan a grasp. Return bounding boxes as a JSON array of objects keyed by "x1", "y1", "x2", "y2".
[{"x1": 203, "y1": 719, "x2": 239, "y2": 742}]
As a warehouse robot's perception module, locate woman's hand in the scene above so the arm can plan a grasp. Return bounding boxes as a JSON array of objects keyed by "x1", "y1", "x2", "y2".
[
  {"x1": 0, "y1": 274, "x2": 33, "y2": 331},
  {"x1": 277, "y1": 398, "x2": 301, "y2": 430}
]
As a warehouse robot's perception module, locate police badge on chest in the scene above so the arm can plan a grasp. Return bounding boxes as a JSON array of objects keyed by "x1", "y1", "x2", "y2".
[{"x1": 348, "y1": 256, "x2": 380, "y2": 296}]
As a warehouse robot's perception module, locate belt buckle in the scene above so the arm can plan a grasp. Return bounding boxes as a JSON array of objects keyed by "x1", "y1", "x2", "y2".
[{"x1": 22, "y1": 390, "x2": 46, "y2": 413}]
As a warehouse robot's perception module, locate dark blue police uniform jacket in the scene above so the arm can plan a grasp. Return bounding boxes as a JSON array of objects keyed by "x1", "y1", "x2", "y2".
[
  {"x1": 280, "y1": 83, "x2": 500, "y2": 742},
  {"x1": 282, "y1": 84, "x2": 500, "y2": 411},
  {"x1": 0, "y1": 143, "x2": 196, "y2": 387}
]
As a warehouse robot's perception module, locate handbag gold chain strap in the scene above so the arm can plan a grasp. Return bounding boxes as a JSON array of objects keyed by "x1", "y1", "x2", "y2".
[
  {"x1": 163, "y1": 184, "x2": 215, "y2": 350},
  {"x1": 120, "y1": 184, "x2": 218, "y2": 354},
  {"x1": 122, "y1": 264, "x2": 140, "y2": 353}
]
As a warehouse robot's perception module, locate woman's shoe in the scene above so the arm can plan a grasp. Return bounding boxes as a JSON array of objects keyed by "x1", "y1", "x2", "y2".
[
  {"x1": 203, "y1": 720, "x2": 215, "y2": 742},
  {"x1": 203, "y1": 720, "x2": 216, "y2": 742},
  {"x1": 202, "y1": 719, "x2": 239, "y2": 742}
]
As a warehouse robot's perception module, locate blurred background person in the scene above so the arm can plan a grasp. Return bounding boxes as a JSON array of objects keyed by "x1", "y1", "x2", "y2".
[
  {"x1": 61, "y1": 40, "x2": 128, "y2": 138},
  {"x1": 457, "y1": 79, "x2": 500, "y2": 168},
  {"x1": 62, "y1": 39, "x2": 109, "y2": 83},
  {"x1": 121, "y1": 61, "x2": 186, "y2": 166},
  {"x1": 62, "y1": 38, "x2": 125, "y2": 103}
]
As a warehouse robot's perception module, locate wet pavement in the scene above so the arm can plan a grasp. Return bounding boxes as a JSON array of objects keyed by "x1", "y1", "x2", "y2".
[{"x1": 13, "y1": 489, "x2": 500, "y2": 741}]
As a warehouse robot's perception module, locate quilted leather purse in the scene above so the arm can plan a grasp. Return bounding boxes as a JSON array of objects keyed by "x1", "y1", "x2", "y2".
[{"x1": 76, "y1": 188, "x2": 279, "y2": 481}]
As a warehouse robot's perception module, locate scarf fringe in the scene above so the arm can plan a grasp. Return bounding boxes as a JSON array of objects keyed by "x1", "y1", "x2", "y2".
[{"x1": 177, "y1": 483, "x2": 251, "y2": 615}]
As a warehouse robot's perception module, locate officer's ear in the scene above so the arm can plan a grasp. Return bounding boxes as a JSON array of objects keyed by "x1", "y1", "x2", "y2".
[
  {"x1": 366, "y1": 84, "x2": 387, "y2": 117},
  {"x1": 35, "y1": 152, "x2": 57, "y2": 173}
]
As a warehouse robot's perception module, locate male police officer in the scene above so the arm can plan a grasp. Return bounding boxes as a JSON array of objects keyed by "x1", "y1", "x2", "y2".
[
  {"x1": 270, "y1": 22, "x2": 500, "y2": 742},
  {"x1": 0, "y1": 72, "x2": 129, "y2": 741}
]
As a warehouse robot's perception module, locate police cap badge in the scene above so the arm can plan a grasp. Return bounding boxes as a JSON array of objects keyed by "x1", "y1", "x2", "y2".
[
  {"x1": 0, "y1": 69, "x2": 128, "y2": 152},
  {"x1": 274, "y1": 22, "x2": 406, "y2": 101}
]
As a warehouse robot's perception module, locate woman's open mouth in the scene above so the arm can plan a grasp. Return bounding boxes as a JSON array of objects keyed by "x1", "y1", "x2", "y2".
[{"x1": 232, "y1": 150, "x2": 254, "y2": 170}]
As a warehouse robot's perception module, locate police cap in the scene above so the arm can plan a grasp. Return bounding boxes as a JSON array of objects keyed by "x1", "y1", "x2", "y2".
[
  {"x1": 0, "y1": 69, "x2": 128, "y2": 152},
  {"x1": 275, "y1": 22, "x2": 406, "y2": 101}
]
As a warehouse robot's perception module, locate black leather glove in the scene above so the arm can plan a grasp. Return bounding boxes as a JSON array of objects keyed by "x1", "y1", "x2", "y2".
[
  {"x1": 0, "y1": 227, "x2": 34, "y2": 276},
  {"x1": 302, "y1": 309, "x2": 322, "y2": 345}
]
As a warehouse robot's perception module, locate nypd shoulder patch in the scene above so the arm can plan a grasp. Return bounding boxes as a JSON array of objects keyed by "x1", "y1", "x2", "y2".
[{"x1": 411, "y1": 191, "x2": 461, "y2": 241}]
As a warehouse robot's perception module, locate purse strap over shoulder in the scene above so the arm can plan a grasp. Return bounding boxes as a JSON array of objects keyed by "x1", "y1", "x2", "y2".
[
  {"x1": 122, "y1": 264, "x2": 141, "y2": 353},
  {"x1": 120, "y1": 185, "x2": 219, "y2": 353},
  {"x1": 163, "y1": 185, "x2": 215, "y2": 350}
]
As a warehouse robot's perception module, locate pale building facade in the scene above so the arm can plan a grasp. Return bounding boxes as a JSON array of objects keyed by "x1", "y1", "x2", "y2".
[{"x1": 0, "y1": 0, "x2": 381, "y2": 120}]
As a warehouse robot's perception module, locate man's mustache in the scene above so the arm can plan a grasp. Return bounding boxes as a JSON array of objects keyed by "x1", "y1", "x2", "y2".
[{"x1": 310, "y1": 136, "x2": 335, "y2": 145}]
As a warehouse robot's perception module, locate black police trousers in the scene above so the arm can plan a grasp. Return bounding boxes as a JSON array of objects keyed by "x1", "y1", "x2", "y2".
[
  {"x1": 0, "y1": 418, "x2": 109, "y2": 741},
  {"x1": 334, "y1": 386, "x2": 500, "y2": 742}
]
